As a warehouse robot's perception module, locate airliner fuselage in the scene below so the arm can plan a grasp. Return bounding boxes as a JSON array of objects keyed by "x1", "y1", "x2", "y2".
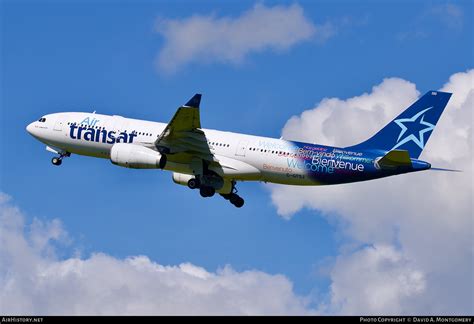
[{"x1": 26, "y1": 91, "x2": 451, "y2": 207}]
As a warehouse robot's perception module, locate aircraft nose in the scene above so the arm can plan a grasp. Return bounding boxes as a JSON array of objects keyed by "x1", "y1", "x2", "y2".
[{"x1": 26, "y1": 122, "x2": 36, "y2": 136}]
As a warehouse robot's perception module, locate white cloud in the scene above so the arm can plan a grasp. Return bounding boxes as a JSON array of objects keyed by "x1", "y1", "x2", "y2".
[
  {"x1": 281, "y1": 77, "x2": 420, "y2": 148},
  {"x1": 0, "y1": 193, "x2": 313, "y2": 315},
  {"x1": 155, "y1": 3, "x2": 329, "y2": 74},
  {"x1": 270, "y1": 69, "x2": 474, "y2": 314},
  {"x1": 325, "y1": 245, "x2": 426, "y2": 315}
]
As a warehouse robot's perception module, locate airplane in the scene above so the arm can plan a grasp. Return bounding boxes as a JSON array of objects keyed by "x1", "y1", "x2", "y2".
[{"x1": 26, "y1": 90, "x2": 452, "y2": 208}]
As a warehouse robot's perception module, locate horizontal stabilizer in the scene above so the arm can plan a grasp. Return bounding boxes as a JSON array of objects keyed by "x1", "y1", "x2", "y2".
[{"x1": 377, "y1": 150, "x2": 412, "y2": 169}]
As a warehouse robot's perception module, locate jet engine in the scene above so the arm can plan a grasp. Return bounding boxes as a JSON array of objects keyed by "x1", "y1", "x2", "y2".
[
  {"x1": 172, "y1": 172, "x2": 195, "y2": 186},
  {"x1": 110, "y1": 143, "x2": 166, "y2": 169}
]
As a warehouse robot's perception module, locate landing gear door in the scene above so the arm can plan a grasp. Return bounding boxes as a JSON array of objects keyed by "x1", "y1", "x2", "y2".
[{"x1": 235, "y1": 140, "x2": 248, "y2": 157}]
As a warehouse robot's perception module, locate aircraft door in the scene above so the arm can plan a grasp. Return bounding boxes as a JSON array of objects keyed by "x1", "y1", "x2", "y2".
[
  {"x1": 235, "y1": 140, "x2": 248, "y2": 157},
  {"x1": 53, "y1": 116, "x2": 65, "y2": 131}
]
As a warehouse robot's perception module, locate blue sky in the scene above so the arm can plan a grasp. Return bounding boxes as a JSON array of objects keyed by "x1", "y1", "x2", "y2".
[{"x1": 1, "y1": 0, "x2": 472, "y2": 315}]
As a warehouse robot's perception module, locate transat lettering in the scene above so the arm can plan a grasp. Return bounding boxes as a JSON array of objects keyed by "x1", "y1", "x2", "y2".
[{"x1": 69, "y1": 124, "x2": 136, "y2": 144}]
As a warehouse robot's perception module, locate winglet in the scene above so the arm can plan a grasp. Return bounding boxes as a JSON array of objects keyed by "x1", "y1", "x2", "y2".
[{"x1": 184, "y1": 94, "x2": 202, "y2": 108}]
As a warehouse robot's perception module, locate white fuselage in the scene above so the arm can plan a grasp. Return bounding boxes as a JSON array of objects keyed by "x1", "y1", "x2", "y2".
[
  {"x1": 26, "y1": 91, "x2": 444, "y2": 208},
  {"x1": 26, "y1": 112, "x2": 326, "y2": 185},
  {"x1": 24, "y1": 91, "x2": 444, "y2": 207}
]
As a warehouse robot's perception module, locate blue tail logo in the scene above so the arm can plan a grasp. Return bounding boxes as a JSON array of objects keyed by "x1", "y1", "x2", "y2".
[
  {"x1": 347, "y1": 91, "x2": 452, "y2": 158},
  {"x1": 391, "y1": 107, "x2": 435, "y2": 151}
]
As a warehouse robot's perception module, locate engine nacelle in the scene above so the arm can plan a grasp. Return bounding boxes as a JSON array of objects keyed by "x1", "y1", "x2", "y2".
[
  {"x1": 110, "y1": 143, "x2": 166, "y2": 169},
  {"x1": 172, "y1": 172, "x2": 195, "y2": 186}
]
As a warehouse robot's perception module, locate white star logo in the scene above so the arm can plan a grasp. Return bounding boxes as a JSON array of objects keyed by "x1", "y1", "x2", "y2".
[{"x1": 391, "y1": 107, "x2": 435, "y2": 151}]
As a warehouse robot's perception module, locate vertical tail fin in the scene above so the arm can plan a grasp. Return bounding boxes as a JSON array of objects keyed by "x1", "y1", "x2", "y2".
[{"x1": 346, "y1": 90, "x2": 451, "y2": 158}]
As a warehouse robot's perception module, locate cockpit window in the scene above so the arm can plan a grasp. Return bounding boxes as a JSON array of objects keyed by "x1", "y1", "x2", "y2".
[{"x1": 38, "y1": 117, "x2": 46, "y2": 122}]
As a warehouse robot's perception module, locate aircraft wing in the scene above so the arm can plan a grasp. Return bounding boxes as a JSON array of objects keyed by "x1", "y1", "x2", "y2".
[{"x1": 155, "y1": 94, "x2": 214, "y2": 162}]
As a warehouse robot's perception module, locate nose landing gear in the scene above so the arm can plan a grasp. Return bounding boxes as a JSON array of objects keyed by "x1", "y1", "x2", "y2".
[
  {"x1": 51, "y1": 157, "x2": 62, "y2": 166},
  {"x1": 51, "y1": 152, "x2": 70, "y2": 166}
]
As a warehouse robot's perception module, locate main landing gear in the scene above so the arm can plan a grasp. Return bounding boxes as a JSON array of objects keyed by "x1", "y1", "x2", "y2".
[
  {"x1": 187, "y1": 178, "x2": 216, "y2": 198},
  {"x1": 187, "y1": 178, "x2": 245, "y2": 208},
  {"x1": 200, "y1": 186, "x2": 216, "y2": 198},
  {"x1": 221, "y1": 192, "x2": 245, "y2": 208},
  {"x1": 51, "y1": 152, "x2": 70, "y2": 166}
]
